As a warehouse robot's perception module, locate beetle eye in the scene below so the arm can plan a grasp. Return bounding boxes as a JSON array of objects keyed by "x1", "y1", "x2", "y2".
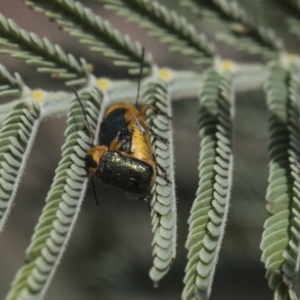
[{"x1": 85, "y1": 154, "x2": 97, "y2": 169}]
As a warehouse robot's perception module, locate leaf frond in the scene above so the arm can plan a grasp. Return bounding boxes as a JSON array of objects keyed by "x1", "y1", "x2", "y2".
[
  {"x1": 0, "y1": 13, "x2": 89, "y2": 86},
  {"x1": 101, "y1": 0, "x2": 216, "y2": 65},
  {"x1": 181, "y1": 0, "x2": 284, "y2": 58},
  {"x1": 24, "y1": 0, "x2": 153, "y2": 75},
  {"x1": 142, "y1": 77, "x2": 177, "y2": 285},
  {"x1": 261, "y1": 61, "x2": 300, "y2": 299},
  {"x1": 0, "y1": 64, "x2": 24, "y2": 98},
  {"x1": 5, "y1": 88, "x2": 103, "y2": 300},
  {"x1": 179, "y1": 0, "x2": 219, "y2": 18},
  {"x1": 0, "y1": 101, "x2": 41, "y2": 234},
  {"x1": 182, "y1": 68, "x2": 234, "y2": 300}
]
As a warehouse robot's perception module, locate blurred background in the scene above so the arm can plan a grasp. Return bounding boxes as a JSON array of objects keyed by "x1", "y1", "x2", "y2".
[{"x1": 0, "y1": 0, "x2": 297, "y2": 299}]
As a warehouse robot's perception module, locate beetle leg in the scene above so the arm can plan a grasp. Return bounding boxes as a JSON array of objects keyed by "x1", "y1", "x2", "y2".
[
  {"x1": 139, "y1": 104, "x2": 172, "y2": 120},
  {"x1": 157, "y1": 170, "x2": 172, "y2": 185},
  {"x1": 130, "y1": 106, "x2": 170, "y2": 145},
  {"x1": 110, "y1": 128, "x2": 134, "y2": 153},
  {"x1": 151, "y1": 153, "x2": 172, "y2": 185},
  {"x1": 134, "y1": 195, "x2": 152, "y2": 211},
  {"x1": 149, "y1": 128, "x2": 169, "y2": 144},
  {"x1": 143, "y1": 196, "x2": 152, "y2": 212},
  {"x1": 137, "y1": 117, "x2": 169, "y2": 144},
  {"x1": 118, "y1": 128, "x2": 134, "y2": 153},
  {"x1": 126, "y1": 192, "x2": 152, "y2": 211}
]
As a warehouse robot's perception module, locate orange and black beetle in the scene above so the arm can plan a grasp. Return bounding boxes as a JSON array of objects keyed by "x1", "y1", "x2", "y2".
[
  {"x1": 85, "y1": 102, "x2": 170, "y2": 201},
  {"x1": 74, "y1": 48, "x2": 170, "y2": 207}
]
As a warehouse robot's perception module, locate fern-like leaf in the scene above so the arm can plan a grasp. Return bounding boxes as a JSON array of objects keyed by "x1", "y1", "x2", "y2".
[
  {"x1": 0, "y1": 101, "x2": 41, "y2": 233},
  {"x1": 182, "y1": 0, "x2": 284, "y2": 58},
  {"x1": 0, "y1": 13, "x2": 89, "y2": 86},
  {"x1": 180, "y1": 0, "x2": 219, "y2": 19},
  {"x1": 182, "y1": 67, "x2": 234, "y2": 300},
  {"x1": 5, "y1": 88, "x2": 103, "y2": 300},
  {"x1": 261, "y1": 61, "x2": 300, "y2": 300},
  {"x1": 0, "y1": 64, "x2": 24, "y2": 98},
  {"x1": 24, "y1": 0, "x2": 153, "y2": 75},
  {"x1": 142, "y1": 75, "x2": 177, "y2": 285},
  {"x1": 101, "y1": 0, "x2": 216, "y2": 65}
]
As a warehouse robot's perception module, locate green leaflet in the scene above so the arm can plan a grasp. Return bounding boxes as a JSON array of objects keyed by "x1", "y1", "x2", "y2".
[
  {"x1": 0, "y1": 64, "x2": 23, "y2": 98},
  {"x1": 101, "y1": 0, "x2": 215, "y2": 65},
  {"x1": 0, "y1": 13, "x2": 88, "y2": 86},
  {"x1": 179, "y1": 0, "x2": 219, "y2": 19},
  {"x1": 143, "y1": 79, "x2": 177, "y2": 285},
  {"x1": 182, "y1": 0, "x2": 283, "y2": 58},
  {"x1": 216, "y1": 32, "x2": 277, "y2": 59},
  {"x1": 211, "y1": 0, "x2": 283, "y2": 52},
  {"x1": 0, "y1": 101, "x2": 41, "y2": 233},
  {"x1": 182, "y1": 69, "x2": 234, "y2": 300},
  {"x1": 261, "y1": 61, "x2": 300, "y2": 300},
  {"x1": 24, "y1": 0, "x2": 153, "y2": 75},
  {"x1": 5, "y1": 88, "x2": 103, "y2": 300}
]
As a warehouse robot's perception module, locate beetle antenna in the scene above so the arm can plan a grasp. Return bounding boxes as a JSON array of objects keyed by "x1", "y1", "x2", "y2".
[
  {"x1": 72, "y1": 88, "x2": 99, "y2": 207},
  {"x1": 92, "y1": 176, "x2": 100, "y2": 206},
  {"x1": 135, "y1": 46, "x2": 145, "y2": 107},
  {"x1": 72, "y1": 87, "x2": 94, "y2": 146}
]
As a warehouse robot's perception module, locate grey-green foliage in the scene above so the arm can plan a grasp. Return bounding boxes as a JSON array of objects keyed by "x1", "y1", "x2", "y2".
[
  {"x1": 0, "y1": 65, "x2": 23, "y2": 98},
  {"x1": 0, "y1": 0, "x2": 299, "y2": 299},
  {"x1": 261, "y1": 62, "x2": 300, "y2": 300},
  {"x1": 6, "y1": 88, "x2": 103, "y2": 300},
  {"x1": 0, "y1": 101, "x2": 41, "y2": 232},
  {"x1": 101, "y1": 0, "x2": 216, "y2": 64},
  {"x1": 142, "y1": 79, "x2": 177, "y2": 285},
  {"x1": 183, "y1": 69, "x2": 234, "y2": 300},
  {"x1": 24, "y1": 0, "x2": 153, "y2": 75},
  {"x1": 0, "y1": 13, "x2": 89, "y2": 86},
  {"x1": 181, "y1": 0, "x2": 284, "y2": 58}
]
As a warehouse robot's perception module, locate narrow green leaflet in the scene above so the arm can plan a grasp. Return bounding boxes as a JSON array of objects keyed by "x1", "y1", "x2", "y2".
[
  {"x1": 0, "y1": 64, "x2": 24, "y2": 98},
  {"x1": 182, "y1": 0, "x2": 284, "y2": 58},
  {"x1": 24, "y1": 0, "x2": 153, "y2": 75},
  {"x1": 0, "y1": 13, "x2": 89, "y2": 86},
  {"x1": 211, "y1": 0, "x2": 278, "y2": 43},
  {"x1": 180, "y1": 0, "x2": 219, "y2": 18},
  {"x1": 6, "y1": 88, "x2": 103, "y2": 300},
  {"x1": 261, "y1": 61, "x2": 300, "y2": 300},
  {"x1": 183, "y1": 68, "x2": 234, "y2": 300},
  {"x1": 0, "y1": 101, "x2": 41, "y2": 233},
  {"x1": 211, "y1": 0, "x2": 284, "y2": 56},
  {"x1": 101, "y1": 0, "x2": 215, "y2": 65},
  {"x1": 142, "y1": 78, "x2": 177, "y2": 285}
]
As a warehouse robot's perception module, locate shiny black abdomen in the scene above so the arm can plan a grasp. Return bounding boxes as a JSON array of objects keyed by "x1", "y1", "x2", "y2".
[
  {"x1": 99, "y1": 108, "x2": 132, "y2": 153},
  {"x1": 97, "y1": 151, "x2": 154, "y2": 196}
]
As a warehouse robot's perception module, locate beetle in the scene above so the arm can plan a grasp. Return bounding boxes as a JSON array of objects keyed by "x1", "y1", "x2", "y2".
[
  {"x1": 85, "y1": 102, "x2": 170, "y2": 200},
  {"x1": 74, "y1": 48, "x2": 170, "y2": 208}
]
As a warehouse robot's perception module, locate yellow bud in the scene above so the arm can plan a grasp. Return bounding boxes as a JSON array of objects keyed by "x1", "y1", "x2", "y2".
[
  {"x1": 158, "y1": 68, "x2": 173, "y2": 82},
  {"x1": 32, "y1": 90, "x2": 45, "y2": 103},
  {"x1": 97, "y1": 78, "x2": 111, "y2": 91}
]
